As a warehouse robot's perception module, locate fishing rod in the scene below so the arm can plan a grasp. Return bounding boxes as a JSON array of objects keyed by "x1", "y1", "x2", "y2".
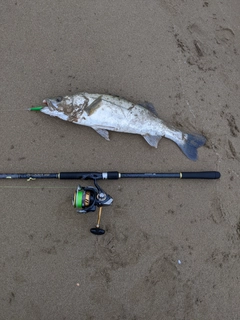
[{"x1": 0, "y1": 170, "x2": 220, "y2": 235}]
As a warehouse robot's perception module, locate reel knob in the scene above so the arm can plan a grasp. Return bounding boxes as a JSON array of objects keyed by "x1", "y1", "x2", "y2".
[{"x1": 90, "y1": 227, "x2": 105, "y2": 235}]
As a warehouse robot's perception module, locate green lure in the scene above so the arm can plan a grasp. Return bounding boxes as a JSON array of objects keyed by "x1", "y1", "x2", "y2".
[{"x1": 29, "y1": 106, "x2": 43, "y2": 111}]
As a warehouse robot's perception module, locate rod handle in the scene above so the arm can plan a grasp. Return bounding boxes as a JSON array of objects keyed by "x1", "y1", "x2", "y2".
[
  {"x1": 181, "y1": 171, "x2": 220, "y2": 179},
  {"x1": 59, "y1": 172, "x2": 102, "y2": 179},
  {"x1": 59, "y1": 171, "x2": 119, "y2": 180}
]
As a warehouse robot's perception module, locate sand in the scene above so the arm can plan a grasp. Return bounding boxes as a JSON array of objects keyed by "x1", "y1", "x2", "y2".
[{"x1": 1, "y1": 0, "x2": 240, "y2": 319}]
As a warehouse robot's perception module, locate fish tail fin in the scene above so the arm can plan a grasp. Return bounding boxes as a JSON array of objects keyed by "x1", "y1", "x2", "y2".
[{"x1": 176, "y1": 133, "x2": 206, "y2": 161}]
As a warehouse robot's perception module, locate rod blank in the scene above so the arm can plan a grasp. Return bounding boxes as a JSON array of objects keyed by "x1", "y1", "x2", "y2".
[{"x1": 0, "y1": 171, "x2": 221, "y2": 180}]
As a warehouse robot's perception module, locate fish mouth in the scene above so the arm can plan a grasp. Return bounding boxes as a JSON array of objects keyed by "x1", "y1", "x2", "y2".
[{"x1": 42, "y1": 98, "x2": 57, "y2": 110}]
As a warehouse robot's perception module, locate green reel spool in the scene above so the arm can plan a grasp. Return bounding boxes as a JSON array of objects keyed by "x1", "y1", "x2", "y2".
[
  {"x1": 72, "y1": 186, "x2": 93, "y2": 211},
  {"x1": 72, "y1": 189, "x2": 84, "y2": 209}
]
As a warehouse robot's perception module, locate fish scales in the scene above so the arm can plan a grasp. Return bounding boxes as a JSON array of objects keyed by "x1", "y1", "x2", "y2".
[
  {"x1": 40, "y1": 92, "x2": 206, "y2": 161},
  {"x1": 78, "y1": 94, "x2": 165, "y2": 134}
]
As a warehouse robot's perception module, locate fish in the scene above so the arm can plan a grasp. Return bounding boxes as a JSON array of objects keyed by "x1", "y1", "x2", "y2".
[{"x1": 40, "y1": 92, "x2": 206, "y2": 161}]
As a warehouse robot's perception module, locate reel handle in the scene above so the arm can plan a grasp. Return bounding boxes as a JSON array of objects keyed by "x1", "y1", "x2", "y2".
[{"x1": 90, "y1": 207, "x2": 105, "y2": 235}]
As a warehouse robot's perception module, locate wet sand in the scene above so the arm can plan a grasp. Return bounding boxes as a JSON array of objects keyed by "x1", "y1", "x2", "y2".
[{"x1": 1, "y1": 1, "x2": 240, "y2": 319}]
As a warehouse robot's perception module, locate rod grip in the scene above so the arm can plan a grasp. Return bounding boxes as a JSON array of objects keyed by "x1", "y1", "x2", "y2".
[
  {"x1": 59, "y1": 172, "x2": 102, "y2": 179},
  {"x1": 181, "y1": 171, "x2": 221, "y2": 179}
]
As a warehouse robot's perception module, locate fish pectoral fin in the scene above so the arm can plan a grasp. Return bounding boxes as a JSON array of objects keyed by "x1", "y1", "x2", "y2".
[
  {"x1": 143, "y1": 134, "x2": 162, "y2": 148},
  {"x1": 139, "y1": 102, "x2": 159, "y2": 117},
  {"x1": 93, "y1": 128, "x2": 110, "y2": 141},
  {"x1": 84, "y1": 95, "x2": 102, "y2": 116}
]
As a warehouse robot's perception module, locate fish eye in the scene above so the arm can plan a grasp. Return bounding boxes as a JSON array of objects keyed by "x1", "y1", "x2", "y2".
[{"x1": 56, "y1": 96, "x2": 63, "y2": 102}]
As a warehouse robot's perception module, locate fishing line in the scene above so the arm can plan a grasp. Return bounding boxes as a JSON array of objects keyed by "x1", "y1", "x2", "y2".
[
  {"x1": 0, "y1": 186, "x2": 73, "y2": 189},
  {"x1": 0, "y1": 109, "x2": 30, "y2": 112},
  {"x1": 0, "y1": 106, "x2": 43, "y2": 112}
]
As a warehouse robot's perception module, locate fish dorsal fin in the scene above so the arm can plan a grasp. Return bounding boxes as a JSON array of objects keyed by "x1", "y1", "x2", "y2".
[
  {"x1": 93, "y1": 128, "x2": 110, "y2": 141},
  {"x1": 143, "y1": 134, "x2": 162, "y2": 148},
  {"x1": 85, "y1": 95, "x2": 102, "y2": 116},
  {"x1": 139, "y1": 102, "x2": 159, "y2": 117}
]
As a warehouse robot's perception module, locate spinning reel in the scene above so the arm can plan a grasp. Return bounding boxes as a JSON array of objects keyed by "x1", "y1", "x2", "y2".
[{"x1": 72, "y1": 180, "x2": 113, "y2": 235}]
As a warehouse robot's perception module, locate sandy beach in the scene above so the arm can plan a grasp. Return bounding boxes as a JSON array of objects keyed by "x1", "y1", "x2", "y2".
[{"x1": 1, "y1": 1, "x2": 240, "y2": 319}]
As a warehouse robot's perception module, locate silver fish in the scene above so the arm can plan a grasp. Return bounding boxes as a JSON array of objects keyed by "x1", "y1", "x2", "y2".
[{"x1": 40, "y1": 93, "x2": 206, "y2": 161}]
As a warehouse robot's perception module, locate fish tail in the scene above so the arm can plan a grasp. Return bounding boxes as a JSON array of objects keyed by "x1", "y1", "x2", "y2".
[{"x1": 176, "y1": 133, "x2": 206, "y2": 161}]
